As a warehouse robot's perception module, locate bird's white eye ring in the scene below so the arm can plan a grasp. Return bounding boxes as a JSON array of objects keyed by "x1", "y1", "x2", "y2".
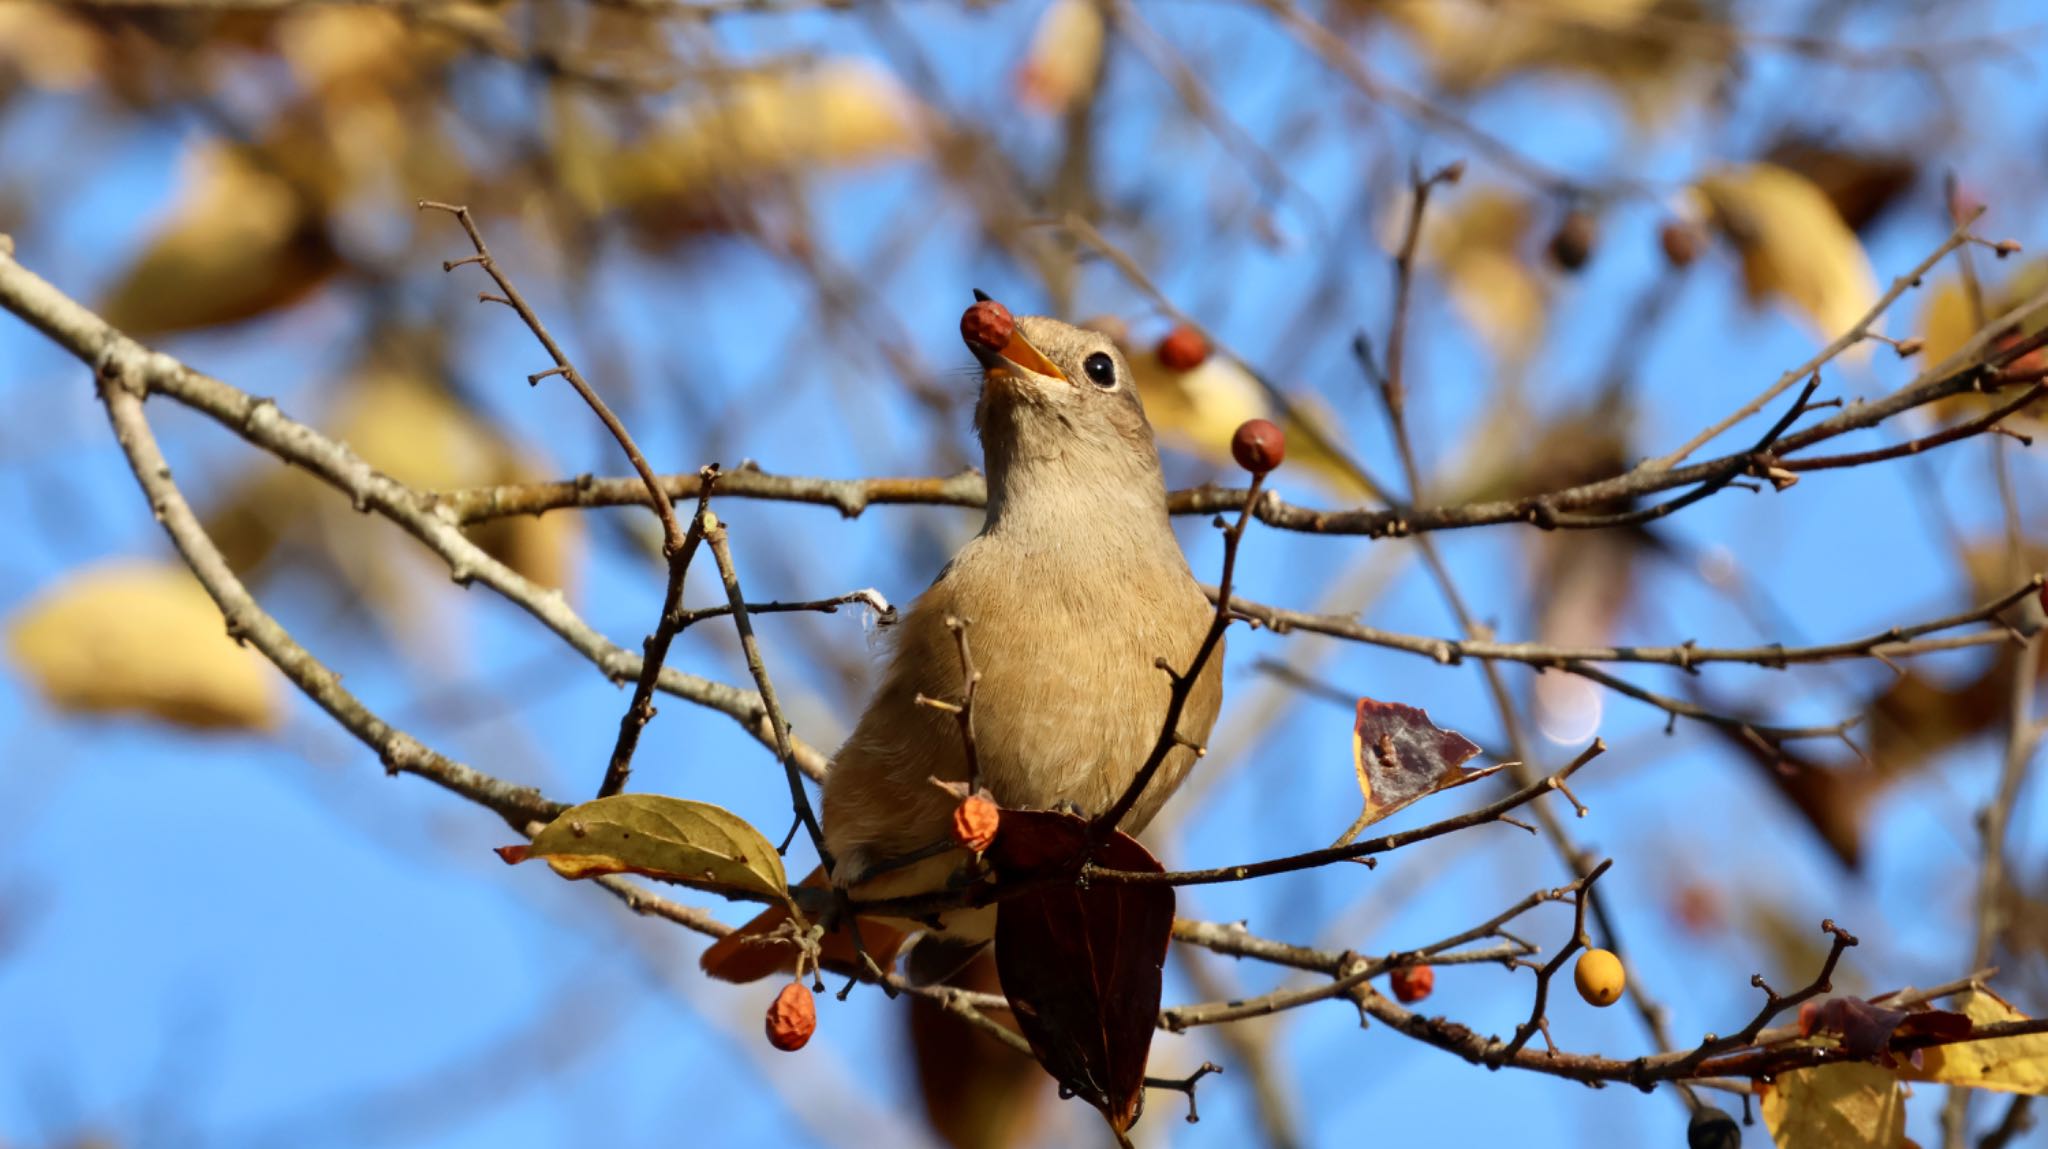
[{"x1": 1083, "y1": 351, "x2": 1117, "y2": 388}]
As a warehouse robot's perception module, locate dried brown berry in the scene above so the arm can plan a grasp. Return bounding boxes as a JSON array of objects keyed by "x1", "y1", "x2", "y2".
[
  {"x1": 1389, "y1": 964, "x2": 1434, "y2": 1004},
  {"x1": 951, "y1": 794, "x2": 1000, "y2": 854},
  {"x1": 1547, "y1": 210, "x2": 1596, "y2": 272},
  {"x1": 765, "y1": 980, "x2": 816, "y2": 1051},
  {"x1": 1230, "y1": 418, "x2": 1286, "y2": 475},
  {"x1": 961, "y1": 299, "x2": 1015, "y2": 354},
  {"x1": 1658, "y1": 220, "x2": 1705, "y2": 269},
  {"x1": 1156, "y1": 324, "x2": 1210, "y2": 372}
]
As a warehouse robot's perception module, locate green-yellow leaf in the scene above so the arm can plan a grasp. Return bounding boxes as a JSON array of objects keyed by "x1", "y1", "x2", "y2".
[
  {"x1": 1897, "y1": 988, "x2": 2048, "y2": 1095},
  {"x1": 516, "y1": 795, "x2": 790, "y2": 907},
  {"x1": 1760, "y1": 1061, "x2": 1906, "y2": 1149}
]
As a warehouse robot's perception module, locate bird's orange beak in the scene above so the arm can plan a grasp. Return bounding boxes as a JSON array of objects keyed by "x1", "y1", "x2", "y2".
[{"x1": 991, "y1": 327, "x2": 1068, "y2": 382}]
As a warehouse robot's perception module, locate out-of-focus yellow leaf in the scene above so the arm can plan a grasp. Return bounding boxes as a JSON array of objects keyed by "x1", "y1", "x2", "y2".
[
  {"x1": 275, "y1": 7, "x2": 413, "y2": 95},
  {"x1": 328, "y1": 369, "x2": 581, "y2": 593},
  {"x1": 6, "y1": 560, "x2": 283, "y2": 732},
  {"x1": 1898, "y1": 988, "x2": 2048, "y2": 1095},
  {"x1": 1917, "y1": 260, "x2": 2048, "y2": 429},
  {"x1": 1125, "y1": 338, "x2": 1375, "y2": 499},
  {"x1": 1760, "y1": 1061, "x2": 1907, "y2": 1149},
  {"x1": 1381, "y1": 0, "x2": 1728, "y2": 130},
  {"x1": 1015, "y1": 0, "x2": 1105, "y2": 115},
  {"x1": 1692, "y1": 162, "x2": 1879, "y2": 346},
  {"x1": 1393, "y1": 186, "x2": 1547, "y2": 361},
  {"x1": 0, "y1": 4, "x2": 99, "y2": 92},
  {"x1": 606, "y1": 59, "x2": 923, "y2": 211},
  {"x1": 99, "y1": 143, "x2": 340, "y2": 337}
]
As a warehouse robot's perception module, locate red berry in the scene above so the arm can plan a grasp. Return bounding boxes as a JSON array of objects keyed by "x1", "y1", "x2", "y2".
[
  {"x1": 1547, "y1": 210, "x2": 1596, "y2": 272},
  {"x1": 765, "y1": 981, "x2": 816, "y2": 1051},
  {"x1": 1659, "y1": 220, "x2": 1705, "y2": 269},
  {"x1": 1389, "y1": 964, "x2": 1434, "y2": 1004},
  {"x1": 1230, "y1": 418, "x2": 1286, "y2": 475},
  {"x1": 961, "y1": 299, "x2": 1015, "y2": 354},
  {"x1": 1156, "y1": 324, "x2": 1209, "y2": 372},
  {"x1": 951, "y1": 794, "x2": 1000, "y2": 854}
]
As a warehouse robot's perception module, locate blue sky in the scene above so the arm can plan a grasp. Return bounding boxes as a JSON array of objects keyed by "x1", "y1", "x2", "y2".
[{"x1": 3, "y1": 2, "x2": 2047, "y2": 1147}]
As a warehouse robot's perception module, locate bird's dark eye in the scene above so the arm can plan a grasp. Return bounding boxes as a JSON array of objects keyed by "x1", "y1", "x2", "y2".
[{"x1": 1082, "y1": 351, "x2": 1117, "y2": 388}]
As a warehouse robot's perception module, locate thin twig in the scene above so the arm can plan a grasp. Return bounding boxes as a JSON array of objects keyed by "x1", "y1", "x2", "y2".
[
  {"x1": 599, "y1": 466, "x2": 719, "y2": 798},
  {"x1": 1092, "y1": 473, "x2": 1265, "y2": 841},
  {"x1": 704, "y1": 512, "x2": 831, "y2": 868}
]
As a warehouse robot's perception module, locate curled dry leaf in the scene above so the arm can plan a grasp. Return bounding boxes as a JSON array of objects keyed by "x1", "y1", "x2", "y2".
[
  {"x1": 1332, "y1": 697, "x2": 1488, "y2": 846},
  {"x1": 1690, "y1": 162, "x2": 1879, "y2": 348},
  {"x1": 988, "y1": 809, "x2": 1174, "y2": 1137},
  {"x1": 507, "y1": 794, "x2": 792, "y2": 909},
  {"x1": 1759, "y1": 1062, "x2": 1906, "y2": 1149},
  {"x1": 6, "y1": 559, "x2": 283, "y2": 732}
]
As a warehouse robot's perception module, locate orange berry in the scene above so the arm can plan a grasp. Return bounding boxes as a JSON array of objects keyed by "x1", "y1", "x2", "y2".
[
  {"x1": 765, "y1": 980, "x2": 816, "y2": 1051},
  {"x1": 1156, "y1": 324, "x2": 1210, "y2": 371},
  {"x1": 951, "y1": 794, "x2": 1000, "y2": 854},
  {"x1": 1389, "y1": 964, "x2": 1434, "y2": 1004}
]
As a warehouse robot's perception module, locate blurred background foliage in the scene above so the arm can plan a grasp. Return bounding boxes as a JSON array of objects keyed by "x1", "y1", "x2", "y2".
[{"x1": 1, "y1": 0, "x2": 2046, "y2": 1146}]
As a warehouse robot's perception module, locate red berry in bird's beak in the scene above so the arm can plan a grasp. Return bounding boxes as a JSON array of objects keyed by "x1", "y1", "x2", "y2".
[{"x1": 962, "y1": 299, "x2": 1016, "y2": 355}]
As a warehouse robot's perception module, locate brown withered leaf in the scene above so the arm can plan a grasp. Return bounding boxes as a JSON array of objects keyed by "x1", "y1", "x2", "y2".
[
  {"x1": 1800, "y1": 995, "x2": 1972, "y2": 1064},
  {"x1": 503, "y1": 794, "x2": 791, "y2": 909},
  {"x1": 989, "y1": 810, "x2": 1173, "y2": 1137},
  {"x1": 1333, "y1": 698, "x2": 1489, "y2": 846}
]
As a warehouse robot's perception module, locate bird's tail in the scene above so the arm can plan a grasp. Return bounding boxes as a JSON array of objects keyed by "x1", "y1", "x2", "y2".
[{"x1": 699, "y1": 865, "x2": 913, "y2": 983}]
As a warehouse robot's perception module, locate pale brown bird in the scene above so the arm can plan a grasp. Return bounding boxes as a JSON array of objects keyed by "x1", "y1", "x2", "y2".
[{"x1": 702, "y1": 300, "x2": 1224, "y2": 982}]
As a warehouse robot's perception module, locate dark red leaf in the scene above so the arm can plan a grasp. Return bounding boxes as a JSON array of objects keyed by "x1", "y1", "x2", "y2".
[{"x1": 989, "y1": 810, "x2": 1174, "y2": 1136}]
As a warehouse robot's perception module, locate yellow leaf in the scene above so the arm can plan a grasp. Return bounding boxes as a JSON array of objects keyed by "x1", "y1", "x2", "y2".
[
  {"x1": 6, "y1": 560, "x2": 283, "y2": 732},
  {"x1": 1693, "y1": 163, "x2": 1879, "y2": 346},
  {"x1": 606, "y1": 60, "x2": 922, "y2": 209},
  {"x1": 1382, "y1": 0, "x2": 1727, "y2": 131},
  {"x1": 0, "y1": 4, "x2": 99, "y2": 92},
  {"x1": 1916, "y1": 260, "x2": 2048, "y2": 429},
  {"x1": 1761, "y1": 1061, "x2": 1907, "y2": 1149},
  {"x1": 1016, "y1": 0, "x2": 1105, "y2": 115},
  {"x1": 1897, "y1": 988, "x2": 2048, "y2": 1095},
  {"x1": 1394, "y1": 186, "x2": 1548, "y2": 360},
  {"x1": 1126, "y1": 344, "x2": 1375, "y2": 499},
  {"x1": 516, "y1": 795, "x2": 792, "y2": 907},
  {"x1": 99, "y1": 143, "x2": 340, "y2": 337},
  {"x1": 275, "y1": 7, "x2": 413, "y2": 95}
]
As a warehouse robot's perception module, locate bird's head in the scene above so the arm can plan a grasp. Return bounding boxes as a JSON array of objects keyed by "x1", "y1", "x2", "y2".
[{"x1": 961, "y1": 293, "x2": 1163, "y2": 518}]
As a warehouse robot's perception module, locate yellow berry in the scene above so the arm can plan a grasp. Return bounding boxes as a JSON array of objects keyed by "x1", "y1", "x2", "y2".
[{"x1": 1574, "y1": 947, "x2": 1625, "y2": 1007}]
